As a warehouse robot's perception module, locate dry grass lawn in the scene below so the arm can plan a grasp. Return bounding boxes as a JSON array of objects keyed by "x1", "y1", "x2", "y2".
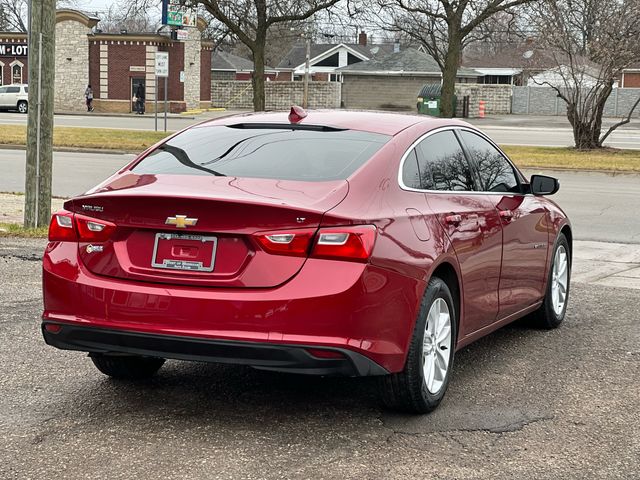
[
  {"x1": 503, "y1": 145, "x2": 640, "y2": 172},
  {"x1": 0, "y1": 125, "x2": 170, "y2": 152}
]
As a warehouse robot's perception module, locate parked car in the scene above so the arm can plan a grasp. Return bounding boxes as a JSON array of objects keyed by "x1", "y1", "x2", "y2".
[
  {"x1": 41, "y1": 108, "x2": 571, "y2": 413},
  {"x1": 0, "y1": 84, "x2": 28, "y2": 113}
]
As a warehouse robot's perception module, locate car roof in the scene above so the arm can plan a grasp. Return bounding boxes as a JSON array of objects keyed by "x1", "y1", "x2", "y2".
[{"x1": 198, "y1": 109, "x2": 473, "y2": 136}]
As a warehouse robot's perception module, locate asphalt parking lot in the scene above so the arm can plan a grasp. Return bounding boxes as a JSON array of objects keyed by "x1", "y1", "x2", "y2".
[{"x1": 1, "y1": 237, "x2": 639, "y2": 479}]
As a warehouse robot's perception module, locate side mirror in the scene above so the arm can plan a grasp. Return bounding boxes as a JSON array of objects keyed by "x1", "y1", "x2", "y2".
[{"x1": 530, "y1": 174, "x2": 559, "y2": 195}]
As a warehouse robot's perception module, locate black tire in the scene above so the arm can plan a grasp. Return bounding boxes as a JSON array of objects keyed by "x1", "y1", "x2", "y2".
[
  {"x1": 17, "y1": 101, "x2": 28, "y2": 114},
  {"x1": 529, "y1": 233, "x2": 571, "y2": 329},
  {"x1": 380, "y1": 277, "x2": 457, "y2": 413},
  {"x1": 90, "y1": 354, "x2": 165, "y2": 379}
]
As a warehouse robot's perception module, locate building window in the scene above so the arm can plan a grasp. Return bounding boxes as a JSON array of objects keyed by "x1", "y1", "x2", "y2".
[
  {"x1": 0, "y1": 64, "x2": 4, "y2": 85},
  {"x1": 329, "y1": 73, "x2": 341, "y2": 82},
  {"x1": 293, "y1": 75, "x2": 302, "y2": 81},
  {"x1": 347, "y1": 53, "x2": 363, "y2": 65},
  {"x1": 314, "y1": 53, "x2": 339, "y2": 67},
  {"x1": 11, "y1": 63, "x2": 23, "y2": 84}
]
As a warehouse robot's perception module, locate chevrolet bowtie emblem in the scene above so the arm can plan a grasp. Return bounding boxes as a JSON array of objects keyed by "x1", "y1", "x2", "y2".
[{"x1": 165, "y1": 215, "x2": 198, "y2": 228}]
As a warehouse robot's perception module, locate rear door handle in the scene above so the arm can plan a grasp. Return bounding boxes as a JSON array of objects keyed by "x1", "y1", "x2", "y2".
[
  {"x1": 499, "y1": 210, "x2": 514, "y2": 221},
  {"x1": 444, "y1": 214, "x2": 463, "y2": 226}
]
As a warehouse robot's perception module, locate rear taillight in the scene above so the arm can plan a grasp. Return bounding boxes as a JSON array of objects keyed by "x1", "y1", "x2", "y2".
[
  {"x1": 254, "y1": 225, "x2": 376, "y2": 262},
  {"x1": 254, "y1": 229, "x2": 315, "y2": 257},
  {"x1": 48, "y1": 211, "x2": 77, "y2": 241},
  {"x1": 75, "y1": 214, "x2": 116, "y2": 242},
  {"x1": 48, "y1": 210, "x2": 116, "y2": 242},
  {"x1": 312, "y1": 225, "x2": 377, "y2": 262}
]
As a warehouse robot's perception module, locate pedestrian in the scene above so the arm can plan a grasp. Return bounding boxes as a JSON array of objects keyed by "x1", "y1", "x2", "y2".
[
  {"x1": 134, "y1": 83, "x2": 145, "y2": 115},
  {"x1": 84, "y1": 85, "x2": 94, "y2": 112}
]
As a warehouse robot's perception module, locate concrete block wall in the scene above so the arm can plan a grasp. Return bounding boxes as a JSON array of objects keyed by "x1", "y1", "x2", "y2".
[
  {"x1": 211, "y1": 81, "x2": 340, "y2": 109},
  {"x1": 455, "y1": 84, "x2": 512, "y2": 118},
  {"x1": 512, "y1": 86, "x2": 640, "y2": 117},
  {"x1": 54, "y1": 20, "x2": 91, "y2": 111},
  {"x1": 341, "y1": 75, "x2": 440, "y2": 111}
]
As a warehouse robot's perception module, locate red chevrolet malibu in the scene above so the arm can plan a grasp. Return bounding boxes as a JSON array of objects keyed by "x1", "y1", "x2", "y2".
[{"x1": 42, "y1": 109, "x2": 571, "y2": 413}]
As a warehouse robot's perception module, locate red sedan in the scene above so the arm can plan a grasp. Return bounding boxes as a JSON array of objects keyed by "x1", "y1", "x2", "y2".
[{"x1": 42, "y1": 109, "x2": 571, "y2": 413}]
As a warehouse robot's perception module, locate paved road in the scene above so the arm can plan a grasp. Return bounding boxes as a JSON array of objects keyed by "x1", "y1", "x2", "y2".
[
  {"x1": 2, "y1": 148, "x2": 640, "y2": 244},
  {"x1": 1, "y1": 237, "x2": 638, "y2": 479},
  {"x1": 0, "y1": 111, "x2": 236, "y2": 132},
  {"x1": 479, "y1": 126, "x2": 640, "y2": 149},
  {"x1": 2, "y1": 111, "x2": 640, "y2": 148}
]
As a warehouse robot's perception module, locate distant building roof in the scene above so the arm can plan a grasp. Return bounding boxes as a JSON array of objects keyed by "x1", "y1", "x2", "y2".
[
  {"x1": 338, "y1": 48, "x2": 480, "y2": 77},
  {"x1": 276, "y1": 42, "x2": 382, "y2": 70},
  {"x1": 212, "y1": 51, "x2": 274, "y2": 72},
  {"x1": 463, "y1": 45, "x2": 557, "y2": 70}
]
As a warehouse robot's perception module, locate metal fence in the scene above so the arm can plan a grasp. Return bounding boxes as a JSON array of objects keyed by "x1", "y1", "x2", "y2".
[{"x1": 511, "y1": 86, "x2": 640, "y2": 117}]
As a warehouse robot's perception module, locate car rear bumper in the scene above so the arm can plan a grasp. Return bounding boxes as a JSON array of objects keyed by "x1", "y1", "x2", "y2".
[
  {"x1": 43, "y1": 241, "x2": 425, "y2": 374},
  {"x1": 42, "y1": 323, "x2": 388, "y2": 376}
]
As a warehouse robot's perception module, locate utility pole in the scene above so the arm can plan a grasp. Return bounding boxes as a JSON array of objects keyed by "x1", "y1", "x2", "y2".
[
  {"x1": 24, "y1": 0, "x2": 55, "y2": 228},
  {"x1": 303, "y1": 32, "x2": 311, "y2": 109}
]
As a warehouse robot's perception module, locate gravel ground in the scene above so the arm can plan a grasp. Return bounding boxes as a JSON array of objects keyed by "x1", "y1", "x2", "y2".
[
  {"x1": 0, "y1": 193, "x2": 65, "y2": 224},
  {"x1": 1, "y1": 237, "x2": 639, "y2": 479}
]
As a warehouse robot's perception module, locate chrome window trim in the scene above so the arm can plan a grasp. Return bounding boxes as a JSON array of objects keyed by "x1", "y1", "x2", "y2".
[{"x1": 397, "y1": 125, "x2": 527, "y2": 196}]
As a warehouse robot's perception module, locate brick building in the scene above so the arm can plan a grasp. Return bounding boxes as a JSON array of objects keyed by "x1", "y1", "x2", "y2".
[
  {"x1": 0, "y1": 32, "x2": 28, "y2": 85},
  {"x1": 0, "y1": 9, "x2": 212, "y2": 113}
]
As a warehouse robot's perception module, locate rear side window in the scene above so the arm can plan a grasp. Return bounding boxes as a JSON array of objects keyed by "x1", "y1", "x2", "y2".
[
  {"x1": 23, "y1": 86, "x2": 28, "y2": 93},
  {"x1": 6, "y1": 86, "x2": 19, "y2": 93},
  {"x1": 132, "y1": 126, "x2": 390, "y2": 182},
  {"x1": 415, "y1": 130, "x2": 474, "y2": 191},
  {"x1": 459, "y1": 131, "x2": 520, "y2": 193},
  {"x1": 401, "y1": 149, "x2": 421, "y2": 189}
]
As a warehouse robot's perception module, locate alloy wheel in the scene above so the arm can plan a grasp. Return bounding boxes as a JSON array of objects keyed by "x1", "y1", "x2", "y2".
[
  {"x1": 422, "y1": 298, "x2": 452, "y2": 394},
  {"x1": 551, "y1": 245, "x2": 569, "y2": 316}
]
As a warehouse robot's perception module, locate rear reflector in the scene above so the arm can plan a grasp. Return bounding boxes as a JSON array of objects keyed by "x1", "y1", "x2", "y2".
[
  {"x1": 254, "y1": 225, "x2": 377, "y2": 262},
  {"x1": 44, "y1": 323, "x2": 63, "y2": 334},
  {"x1": 305, "y1": 348, "x2": 345, "y2": 359},
  {"x1": 48, "y1": 210, "x2": 116, "y2": 243}
]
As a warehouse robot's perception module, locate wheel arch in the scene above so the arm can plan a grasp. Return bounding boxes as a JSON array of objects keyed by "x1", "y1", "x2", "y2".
[
  {"x1": 560, "y1": 224, "x2": 572, "y2": 259},
  {"x1": 430, "y1": 261, "x2": 461, "y2": 344}
]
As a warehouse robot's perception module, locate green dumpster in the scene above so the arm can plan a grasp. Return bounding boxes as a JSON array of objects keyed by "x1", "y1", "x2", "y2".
[{"x1": 417, "y1": 84, "x2": 456, "y2": 117}]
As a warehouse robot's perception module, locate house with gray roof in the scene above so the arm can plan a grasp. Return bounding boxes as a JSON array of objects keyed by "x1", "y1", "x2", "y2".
[
  {"x1": 275, "y1": 42, "x2": 373, "y2": 81},
  {"x1": 337, "y1": 48, "x2": 480, "y2": 110},
  {"x1": 212, "y1": 51, "x2": 277, "y2": 81}
]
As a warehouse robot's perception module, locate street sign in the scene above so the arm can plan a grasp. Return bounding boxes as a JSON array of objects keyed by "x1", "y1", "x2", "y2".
[
  {"x1": 162, "y1": 0, "x2": 197, "y2": 27},
  {"x1": 155, "y1": 51, "x2": 169, "y2": 77}
]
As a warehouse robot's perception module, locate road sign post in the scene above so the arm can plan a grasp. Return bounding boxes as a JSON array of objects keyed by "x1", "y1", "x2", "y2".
[{"x1": 155, "y1": 51, "x2": 169, "y2": 133}]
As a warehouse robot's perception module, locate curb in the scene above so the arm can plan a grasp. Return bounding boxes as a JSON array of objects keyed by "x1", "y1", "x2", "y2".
[
  {"x1": 180, "y1": 107, "x2": 227, "y2": 116},
  {"x1": 0, "y1": 144, "x2": 138, "y2": 155},
  {"x1": 55, "y1": 111, "x2": 195, "y2": 119}
]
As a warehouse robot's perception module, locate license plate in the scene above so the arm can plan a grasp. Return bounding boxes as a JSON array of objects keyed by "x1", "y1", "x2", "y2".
[{"x1": 151, "y1": 233, "x2": 217, "y2": 272}]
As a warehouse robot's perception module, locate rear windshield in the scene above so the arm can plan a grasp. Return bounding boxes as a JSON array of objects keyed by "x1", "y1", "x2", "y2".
[{"x1": 132, "y1": 125, "x2": 390, "y2": 181}]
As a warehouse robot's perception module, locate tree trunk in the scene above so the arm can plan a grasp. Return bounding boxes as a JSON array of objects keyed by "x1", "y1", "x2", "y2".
[
  {"x1": 566, "y1": 83, "x2": 613, "y2": 150},
  {"x1": 440, "y1": 32, "x2": 462, "y2": 118},
  {"x1": 251, "y1": 45, "x2": 266, "y2": 112}
]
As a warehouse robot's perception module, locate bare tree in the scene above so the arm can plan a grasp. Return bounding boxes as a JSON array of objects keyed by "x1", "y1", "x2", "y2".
[
  {"x1": 0, "y1": 0, "x2": 76, "y2": 32},
  {"x1": 96, "y1": 0, "x2": 159, "y2": 33},
  {"x1": 528, "y1": 0, "x2": 640, "y2": 149},
  {"x1": 0, "y1": 0, "x2": 29, "y2": 31},
  {"x1": 188, "y1": 0, "x2": 342, "y2": 111},
  {"x1": 373, "y1": 0, "x2": 532, "y2": 117}
]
